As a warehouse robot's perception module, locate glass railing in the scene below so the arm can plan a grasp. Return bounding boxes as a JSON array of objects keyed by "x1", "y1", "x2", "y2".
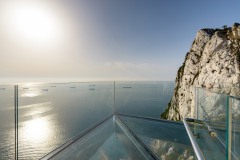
[
  {"x1": 0, "y1": 85, "x2": 15, "y2": 160},
  {"x1": 0, "y1": 82, "x2": 207, "y2": 160},
  {"x1": 184, "y1": 85, "x2": 240, "y2": 160},
  {"x1": 115, "y1": 81, "x2": 174, "y2": 118},
  {"x1": 2, "y1": 81, "x2": 239, "y2": 159},
  {"x1": 1, "y1": 81, "x2": 181, "y2": 160},
  {"x1": 228, "y1": 95, "x2": 240, "y2": 160}
]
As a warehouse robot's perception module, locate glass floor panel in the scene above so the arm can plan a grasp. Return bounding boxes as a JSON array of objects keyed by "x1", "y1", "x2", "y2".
[
  {"x1": 118, "y1": 115, "x2": 195, "y2": 160},
  {"x1": 42, "y1": 115, "x2": 195, "y2": 160}
]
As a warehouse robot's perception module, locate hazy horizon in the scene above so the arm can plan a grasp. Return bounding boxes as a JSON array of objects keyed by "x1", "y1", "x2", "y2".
[{"x1": 0, "y1": 77, "x2": 176, "y2": 85}]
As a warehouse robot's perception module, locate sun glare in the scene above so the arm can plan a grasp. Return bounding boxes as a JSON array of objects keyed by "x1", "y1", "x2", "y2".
[
  {"x1": 22, "y1": 118, "x2": 51, "y2": 143},
  {"x1": 1, "y1": 1, "x2": 64, "y2": 47}
]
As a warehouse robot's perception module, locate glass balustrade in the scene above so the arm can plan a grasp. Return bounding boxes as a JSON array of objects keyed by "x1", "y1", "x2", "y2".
[
  {"x1": 184, "y1": 85, "x2": 240, "y2": 160},
  {"x1": 228, "y1": 90, "x2": 240, "y2": 160},
  {"x1": 0, "y1": 85, "x2": 15, "y2": 160},
  {"x1": 1, "y1": 81, "x2": 238, "y2": 160},
  {"x1": 115, "y1": 81, "x2": 174, "y2": 118}
]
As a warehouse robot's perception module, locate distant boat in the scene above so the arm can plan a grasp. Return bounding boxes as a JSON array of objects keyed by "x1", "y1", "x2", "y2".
[
  {"x1": 70, "y1": 87, "x2": 76, "y2": 88},
  {"x1": 50, "y1": 86, "x2": 56, "y2": 87},
  {"x1": 23, "y1": 88, "x2": 29, "y2": 90},
  {"x1": 123, "y1": 86, "x2": 132, "y2": 89},
  {"x1": 89, "y1": 88, "x2": 95, "y2": 90},
  {"x1": 89, "y1": 84, "x2": 96, "y2": 87},
  {"x1": 41, "y1": 89, "x2": 48, "y2": 91}
]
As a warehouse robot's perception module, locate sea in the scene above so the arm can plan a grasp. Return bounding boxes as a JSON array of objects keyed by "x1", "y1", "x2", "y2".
[{"x1": 0, "y1": 81, "x2": 174, "y2": 159}]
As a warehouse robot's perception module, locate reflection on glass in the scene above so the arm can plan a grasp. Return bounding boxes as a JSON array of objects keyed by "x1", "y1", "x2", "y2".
[
  {"x1": 148, "y1": 139, "x2": 194, "y2": 160},
  {"x1": 50, "y1": 116, "x2": 151, "y2": 160},
  {"x1": 195, "y1": 88, "x2": 228, "y2": 159},
  {"x1": 197, "y1": 88, "x2": 227, "y2": 122},
  {"x1": 118, "y1": 115, "x2": 195, "y2": 160}
]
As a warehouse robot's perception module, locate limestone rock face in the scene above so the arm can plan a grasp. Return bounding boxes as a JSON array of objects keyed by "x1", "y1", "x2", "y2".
[{"x1": 161, "y1": 23, "x2": 240, "y2": 121}]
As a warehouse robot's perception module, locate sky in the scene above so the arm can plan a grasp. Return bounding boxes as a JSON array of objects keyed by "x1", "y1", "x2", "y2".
[{"x1": 0, "y1": 0, "x2": 240, "y2": 83}]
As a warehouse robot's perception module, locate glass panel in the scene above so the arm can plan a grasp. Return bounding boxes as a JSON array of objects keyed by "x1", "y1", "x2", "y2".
[
  {"x1": 0, "y1": 86, "x2": 15, "y2": 160},
  {"x1": 51, "y1": 116, "x2": 153, "y2": 160},
  {"x1": 197, "y1": 87, "x2": 228, "y2": 123},
  {"x1": 195, "y1": 87, "x2": 228, "y2": 159},
  {"x1": 229, "y1": 96, "x2": 240, "y2": 160},
  {"x1": 18, "y1": 82, "x2": 114, "y2": 159},
  {"x1": 186, "y1": 119, "x2": 225, "y2": 160},
  {"x1": 115, "y1": 81, "x2": 174, "y2": 118},
  {"x1": 119, "y1": 115, "x2": 195, "y2": 160}
]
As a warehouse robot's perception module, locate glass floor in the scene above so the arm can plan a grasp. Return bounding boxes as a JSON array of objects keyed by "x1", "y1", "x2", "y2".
[{"x1": 42, "y1": 114, "x2": 195, "y2": 160}]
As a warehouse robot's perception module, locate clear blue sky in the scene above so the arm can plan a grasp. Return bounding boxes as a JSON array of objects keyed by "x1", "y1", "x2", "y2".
[{"x1": 0, "y1": 0, "x2": 239, "y2": 83}]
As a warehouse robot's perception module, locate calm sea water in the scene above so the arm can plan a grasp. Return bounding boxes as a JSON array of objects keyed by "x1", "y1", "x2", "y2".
[{"x1": 0, "y1": 81, "x2": 174, "y2": 159}]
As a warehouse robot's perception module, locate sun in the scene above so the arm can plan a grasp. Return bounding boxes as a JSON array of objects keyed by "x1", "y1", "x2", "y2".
[{"x1": 0, "y1": 1, "x2": 64, "y2": 47}]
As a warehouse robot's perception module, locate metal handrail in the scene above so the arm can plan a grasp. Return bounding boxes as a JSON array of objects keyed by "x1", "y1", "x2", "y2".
[
  {"x1": 183, "y1": 118, "x2": 205, "y2": 160},
  {"x1": 117, "y1": 113, "x2": 183, "y2": 126}
]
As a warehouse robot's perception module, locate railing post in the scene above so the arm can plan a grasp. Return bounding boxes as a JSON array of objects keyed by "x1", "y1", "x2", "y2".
[
  {"x1": 114, "y1": 81, "x2": 116, "y2": 114},
  {"x1": 14, "y1": 85, "x2": 18, "y2": 160},
  {"x1": 194, "y1": 87, "x2": 198, "y2": 136},
  {"x1": 227, "y1": 96, "x2": 232, "y2": 160}
]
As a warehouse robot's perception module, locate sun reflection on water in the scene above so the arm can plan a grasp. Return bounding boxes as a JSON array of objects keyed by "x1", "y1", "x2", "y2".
[
  {"x1": 20, "y1": 87, "x2": 43, "y2": 98},
  {"x1": 21, "y1": 91, "x2": 40, "y2": 98},
  {"x1": 22, "y1": 118, "x2": 51, "y2": 143}
]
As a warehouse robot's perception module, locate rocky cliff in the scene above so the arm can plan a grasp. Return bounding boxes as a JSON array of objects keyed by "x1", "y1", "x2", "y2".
[{"x1": 161, "y1": 23, "x2": 240, "y2": 121}]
